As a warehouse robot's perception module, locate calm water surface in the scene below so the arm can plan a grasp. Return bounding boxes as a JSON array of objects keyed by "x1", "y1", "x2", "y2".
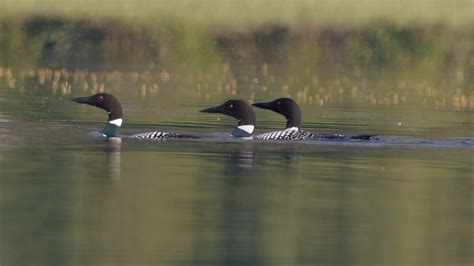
[{"x1": 0, "y1": 90, "x2": 473, "y2": 266}]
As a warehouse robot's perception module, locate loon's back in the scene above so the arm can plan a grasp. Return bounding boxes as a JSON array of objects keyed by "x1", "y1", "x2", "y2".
[
  {"x1": 254, "y1": 128, "x2": 315, "y2": 140},
  {"x1": 254, "y1": 128, "x2": 376, "y2": 141},
  {"x1": 131, "y1": 131, "x2": 200, "y2": 140}
]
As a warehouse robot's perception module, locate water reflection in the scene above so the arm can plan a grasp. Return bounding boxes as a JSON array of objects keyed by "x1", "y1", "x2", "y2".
[
  {"x1": 105, "y1": 137, "x2": 122, "y2": 179},
  {"x1": 0, "y1": 146, "x2": 73, "y2": 266},
  {"x1": 218, "y1": 149, "x2": 263, "y2": 266},
  {"x1": 0, "y1": 93, "x2": 472, "y2": 266},
  {"x1": 228, "y1": 143, "x2": 254, "y2": 169},
  {"x1": 188, "y1": 143, "x2": 305, "y2": 266},
  {"x1": 0, "y1": 138, "x2": 472, "y2": 265},
  {"x1": 191, "y1": 143, "x2": 261, "y2": 265}
]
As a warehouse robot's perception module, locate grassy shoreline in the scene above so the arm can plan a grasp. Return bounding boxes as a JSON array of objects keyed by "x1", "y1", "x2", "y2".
[
  {"x1": 1, "y1": 16, "x2": 472, "y2": 71},
  {"x1": 0, "y1": 1, "x2": 472, "y2": 107}
]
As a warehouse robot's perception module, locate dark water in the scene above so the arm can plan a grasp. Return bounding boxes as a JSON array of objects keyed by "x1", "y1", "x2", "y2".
[{"x1": 0, "y1": 90, "x2": 473, "y2": 266}]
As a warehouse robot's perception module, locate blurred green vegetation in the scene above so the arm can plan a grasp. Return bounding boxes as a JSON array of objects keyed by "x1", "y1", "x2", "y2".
[
  {"x1": 0, "y1": 15, "x2": 472, "y2": 76},
  {"x1": 0, "y1": 1, "x2": 473, "y2": 111},
  {"x1": 0, "y1": 1, "x2": 472, "y2": 70},
  {"x1": 2, "y1": 0, "x2": 473, "y2": 28}
]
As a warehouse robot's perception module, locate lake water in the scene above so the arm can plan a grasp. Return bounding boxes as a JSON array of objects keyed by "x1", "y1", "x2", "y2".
[{"x1": 0, "y1": 80, "x2": 473, "y2": 266}]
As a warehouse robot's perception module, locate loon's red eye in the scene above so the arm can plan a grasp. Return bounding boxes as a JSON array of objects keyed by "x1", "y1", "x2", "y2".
[
  {"x1": 276, "y1": 101, "x2": 281, "y2": 105},
  {"x1": 228, "y1": 104, "x2": 234, "y2": 109},
  {"x1": 98, "y1": 95, "x2": 104, "y2": 102}
]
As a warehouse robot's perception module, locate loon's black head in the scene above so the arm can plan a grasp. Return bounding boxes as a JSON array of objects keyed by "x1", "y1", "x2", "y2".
[
  {"x1": 70, "y1": 93, "x2": 123, "y2": 137},
  {"x1": 71, "y1": 93, "x2": 123, "y2": 121},
  {"x1": 200, "y1": 99, "x2": 256, "y2": 137},
  {"x1": 253, "y1": 98, "x2": 301, "y2": 129}
]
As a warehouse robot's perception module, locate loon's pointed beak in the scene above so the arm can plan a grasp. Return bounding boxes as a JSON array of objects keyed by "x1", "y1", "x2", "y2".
[
  {"x1": 70, "y1": 96, "x2": 91, "y2": 104},
  {"x1": 200, "y1": 105, "x2": 223, "y2": 113},
  {"x1": 252, "y1": 102, "x2": 272, "y2": 110}
]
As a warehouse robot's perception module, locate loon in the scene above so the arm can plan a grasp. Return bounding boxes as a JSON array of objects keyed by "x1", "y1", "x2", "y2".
[
  {"x1": 200, "y1": 99, "x2": 256, "y2": 138},
  {"x1": 71, "y1": 93, "x2": 199, "y2": 139},
  {"x1": 252, "y1": 98, "x2": 375, "y2": 140},
  {"x1": 200, "y1": 99, "x2": 317, "y2": 141}
]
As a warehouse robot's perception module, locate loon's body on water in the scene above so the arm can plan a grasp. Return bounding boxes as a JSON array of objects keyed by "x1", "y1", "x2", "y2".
[
  {"x1": 200, "y1": 99, "x2": 256, "y2": 139},
  {"x1": 200, "y1": 99, "x2": 320, "y2": 141},
  {"x1": 253, "y1": 98, "x2": 376, "y2": 141},
  {"x1": 71, "y1": 93, "x2": 199, "y2": 139}
]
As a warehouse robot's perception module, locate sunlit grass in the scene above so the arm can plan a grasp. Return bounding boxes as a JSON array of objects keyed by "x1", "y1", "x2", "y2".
[
  {"x1": 1, "y1": 64, "x2": 473, "y2": 112},
  {"x1": 2, "y1": 0, "x2": 474, "y2": 29}
]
